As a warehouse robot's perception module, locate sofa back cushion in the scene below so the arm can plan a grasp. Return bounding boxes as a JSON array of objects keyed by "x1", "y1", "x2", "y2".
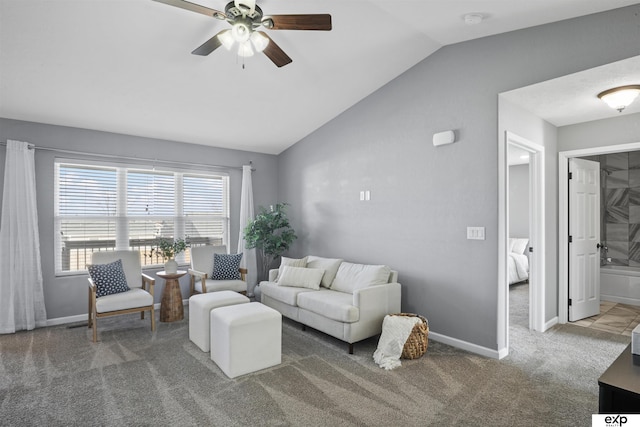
[
  {"x1": 331, "y1": 262, "x2": 391, "y2": 294},
  {"x1": 277, "y1": 266, "x2": 324, "y2": 290},
  {"x1": 306, "y1": 256, "x2": 343, "y2": 288}
]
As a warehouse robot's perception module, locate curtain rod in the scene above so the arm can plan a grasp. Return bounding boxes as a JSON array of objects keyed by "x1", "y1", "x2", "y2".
[{"x1": 0, "y1": 141, "x2": 255, "y2": 172}]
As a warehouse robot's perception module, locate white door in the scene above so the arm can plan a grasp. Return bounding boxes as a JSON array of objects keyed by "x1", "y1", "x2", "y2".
[{"x1": 569, "y1": 158, "x2": 601, "y2": 321}]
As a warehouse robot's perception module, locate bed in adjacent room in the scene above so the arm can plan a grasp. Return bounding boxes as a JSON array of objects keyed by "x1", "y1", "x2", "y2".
[{"x1": 508, "y1": 238, "x2": 529, "y2": 285}]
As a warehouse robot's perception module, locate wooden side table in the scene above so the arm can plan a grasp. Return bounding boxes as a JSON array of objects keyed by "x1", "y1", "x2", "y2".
[{"x1": 157, "y1": 270, "x2": 187, "y2": 322}]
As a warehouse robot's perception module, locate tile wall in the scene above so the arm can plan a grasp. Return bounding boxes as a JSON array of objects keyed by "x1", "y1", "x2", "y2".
[{"x1": 584, "y1": 151, "x2": 640, "y2": 266}]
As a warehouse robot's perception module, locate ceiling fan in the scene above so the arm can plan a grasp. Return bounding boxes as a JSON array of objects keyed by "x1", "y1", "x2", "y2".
[{"x1": 152, "y1": 0, "x2": 332, "y2": 67}]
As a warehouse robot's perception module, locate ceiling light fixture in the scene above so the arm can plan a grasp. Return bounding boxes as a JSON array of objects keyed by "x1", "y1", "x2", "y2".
[
  {"x1": 215, "y1": 2, "x2": 269, "y2": 61},
  {"x1": 597, "y1": 85, "x2": 640, "y2": 112},
  {"x1": 219, "y1": 21, "x2": 269, "y2": 58}
]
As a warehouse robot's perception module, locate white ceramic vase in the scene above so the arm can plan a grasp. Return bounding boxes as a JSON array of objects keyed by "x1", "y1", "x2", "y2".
[{"x1": 164, "y1": 258, "x2": 178, "y2": 274}]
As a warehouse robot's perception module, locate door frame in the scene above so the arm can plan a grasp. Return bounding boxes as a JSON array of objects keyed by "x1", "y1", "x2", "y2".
[
  {"x1": 498, "y1": 131, "x2": 545, "y2": 359},
  {"x1": 558, "y1": 141, "x2": 640, "y2": 324}
]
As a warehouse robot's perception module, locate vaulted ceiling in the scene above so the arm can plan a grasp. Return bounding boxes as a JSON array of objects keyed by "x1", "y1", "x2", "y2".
[{"x1": 1, "y1": 0, "x2": 638, "y2": 154}]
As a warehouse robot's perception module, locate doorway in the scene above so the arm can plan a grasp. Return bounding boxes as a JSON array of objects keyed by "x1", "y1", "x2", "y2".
[
  {"x1": 558, "y1": 142, "x2": 640, "y2": 324},
  {"x1": 498, "y1": 131, "x2": 546, "y2": 359}
]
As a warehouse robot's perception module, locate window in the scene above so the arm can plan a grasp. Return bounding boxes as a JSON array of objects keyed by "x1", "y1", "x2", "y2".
[{"x1": 55, "y1": 161, "x2": 229, "y2": 274}]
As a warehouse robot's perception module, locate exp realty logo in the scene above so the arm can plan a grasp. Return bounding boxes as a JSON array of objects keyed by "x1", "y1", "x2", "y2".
[
  {"x1": 604, "y1": 415, "x2": 628, "y2": 426},
  {"x1": 593, "y1": 415, "x2": 640, "y2": 427}
]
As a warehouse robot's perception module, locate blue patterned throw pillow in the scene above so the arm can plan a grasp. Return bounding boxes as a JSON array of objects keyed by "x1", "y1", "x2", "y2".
[
  {"x1": 212, "y1": 253, "x2": 243, "y2": 280},
  {"x1": 88, "y1": 259, "x2": 130, "y2": 298}
]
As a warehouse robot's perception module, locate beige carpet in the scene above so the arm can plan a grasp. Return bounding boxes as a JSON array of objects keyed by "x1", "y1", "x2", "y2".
[{"x1": 0, "y1": 287, "x2": 630, "y2": 426}]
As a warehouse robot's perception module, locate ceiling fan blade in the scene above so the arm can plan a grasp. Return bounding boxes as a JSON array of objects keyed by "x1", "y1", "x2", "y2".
[
  {"x1": 259, "y1": 32, "x2": 292, "y2": 67},
  {"x1": 264, "y1": 14, "x2": 332, "y2": 31},
  {"x1": 191, "y1": 31, "x2": 225, "y2": 56},
  {"x1": 152, "y1": 0, "x2": 226, "y2": 20}
]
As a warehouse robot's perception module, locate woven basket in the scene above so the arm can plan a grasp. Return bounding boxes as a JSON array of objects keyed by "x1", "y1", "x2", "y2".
[{"x1": 393, "y1": 313, "x2": 429, "y2": 359}]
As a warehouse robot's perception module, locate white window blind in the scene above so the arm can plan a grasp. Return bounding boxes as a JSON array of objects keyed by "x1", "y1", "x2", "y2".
[{"x1": 55, "y1": 162, "x2": 229, "y2": 274}]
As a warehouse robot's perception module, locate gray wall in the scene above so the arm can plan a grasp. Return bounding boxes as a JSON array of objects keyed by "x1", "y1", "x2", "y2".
[
  {"x1": 277, "y1": 5, "x2": 640, "y2": 350},
  {"x1": 509, "y1": 164, "x2": 529, "y2": 239},
  {"x1": 558, "y1": 113, "x2": 640, "y2": 152},
  {"x1": 0, "y1": 118, "x2": 279, "y2": 320}
]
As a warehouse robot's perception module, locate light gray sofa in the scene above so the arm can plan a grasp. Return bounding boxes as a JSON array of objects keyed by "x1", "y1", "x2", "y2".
[{"x1": 259, "y1": 256, "x2": 401, "y2": 353}]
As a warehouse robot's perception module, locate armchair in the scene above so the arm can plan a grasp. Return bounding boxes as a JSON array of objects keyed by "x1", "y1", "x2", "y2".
[
  {"x1": 87, "y1": 250, "x2": 155, "y2": 342},
  {"x1": 189, "y1": 245, "x2": 247, "y2": 295}
]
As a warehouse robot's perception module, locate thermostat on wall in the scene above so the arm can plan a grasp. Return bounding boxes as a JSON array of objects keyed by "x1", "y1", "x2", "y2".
[{"x1": 433, "y1": 130, "x2": 456, "y2": 147}]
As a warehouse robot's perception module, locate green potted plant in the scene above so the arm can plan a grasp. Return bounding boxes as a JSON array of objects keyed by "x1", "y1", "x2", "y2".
[
  {"x1": 244, "y1": 203, "x2": 297, "y2": 281},
  {"x1": 149, "y1": 237, "x2": 189, "y2": 274}
]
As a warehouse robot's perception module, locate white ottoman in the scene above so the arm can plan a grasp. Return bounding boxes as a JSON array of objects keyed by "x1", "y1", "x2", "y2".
[
  {"x1": 189, "y1": 291, "x2": 250, "y2": 352},
  {"x1": 210, "y1": 302, "x2": 282, "y2": 378}
]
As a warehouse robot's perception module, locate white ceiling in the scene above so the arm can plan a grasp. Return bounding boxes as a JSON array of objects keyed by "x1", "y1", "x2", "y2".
[
  {"x1": 502, "y1": 55, "x2": 640, "y2": 127},
  {"x1": 1, "y1": 0, "x2": 638, "y2": 155}
]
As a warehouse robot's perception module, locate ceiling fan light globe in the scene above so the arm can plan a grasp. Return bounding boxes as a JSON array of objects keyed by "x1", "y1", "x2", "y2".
[
  {"x1": 250, "y1": 31, "x2": 269, "y2": 52},
  {"x1": 232, "y1": 23, "x2": 251, "y2": 43},
  {"x1": 238, "y1": 42, "x2": 254, "y2": 57},
  {"x1": 218, "y1": 30, "x2": 235, "y2": 50}
]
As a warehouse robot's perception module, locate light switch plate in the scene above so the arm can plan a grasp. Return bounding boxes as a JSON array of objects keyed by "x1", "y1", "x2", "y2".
[{"x1": 467, "y1": 226, "x2": 485, "y2": 240}]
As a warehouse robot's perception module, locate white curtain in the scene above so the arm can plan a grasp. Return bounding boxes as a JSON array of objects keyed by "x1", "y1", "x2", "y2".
[
  {"x1": 0, "y1": 140, "x2": 47, "y2": 333},
  {"x1": 238, "y1": 164, "x2": 258, "y2": 295}
]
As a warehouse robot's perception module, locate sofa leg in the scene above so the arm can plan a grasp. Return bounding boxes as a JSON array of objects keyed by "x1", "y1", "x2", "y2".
[
  {"x1": 301, "y1": 324, "x2": 306, "y2": 331},
  {"x1": 348, "y1": 343, "x2": 353, "y2": 354}
]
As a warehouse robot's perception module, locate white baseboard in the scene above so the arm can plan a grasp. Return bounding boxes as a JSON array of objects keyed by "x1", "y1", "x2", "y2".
[
  {"x1": 428, "y1": 331, "x2": 501, "y2": 359},
  {"x1": 47, "y1": 314, "x2": 87, "y2": 327},
  {"x1": 497, "y1": 347, "x2": 509, "y2": 359},
  {"x1": 544, "y1": 316, "x2": 558, "y2": 331},
  {"x1": 602, "y1": 295, "x2": 640, "y2": 307},
  {"x1": 45, "y1": 301, "x2": 188, "y2": 327},
  {"x1": 47, "y1": 305, "x2": 500, "y2": 360}
]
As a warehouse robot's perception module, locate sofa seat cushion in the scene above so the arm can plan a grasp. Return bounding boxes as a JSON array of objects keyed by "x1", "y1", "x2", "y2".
[
  {"x1": 260, "y1": 281, "x2": 316, "y2": 306},
  {"x1": 195, "y1": 279, "x2": 247, "y2": 293},
  {"x1": 297, "y1": 290, "x2": 359, "y2": 323},
  {"x1": 95, "y1": 288, "x2": 153, "y2": 313}
]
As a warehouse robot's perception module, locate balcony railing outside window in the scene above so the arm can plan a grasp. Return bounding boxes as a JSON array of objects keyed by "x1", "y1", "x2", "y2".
[{"x1": 62, "y1": 236, "x2": 224, "y2": 272}]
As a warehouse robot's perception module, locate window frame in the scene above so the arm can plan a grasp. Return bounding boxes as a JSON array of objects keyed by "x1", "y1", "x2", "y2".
[{"x1": 54, "y1": 159, "x2": 230, "y2": 276}]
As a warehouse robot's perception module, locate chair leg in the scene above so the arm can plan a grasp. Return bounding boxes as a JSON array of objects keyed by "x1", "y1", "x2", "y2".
[
  {"x1": 141, "y1": 311, "x2": 145, "y2": 320},
  {"x1": 348, "y1": 343, "x2": 354, "y2": 354},
  {"x1": 87, "y1": 290, "x2": 92, "y2": 328},
  {"x1": 92, "y1": 317, "x2": 98, "y2": 343},
  {"x1": 150, "y1": 307, "x2": 156, "y2": 332}
]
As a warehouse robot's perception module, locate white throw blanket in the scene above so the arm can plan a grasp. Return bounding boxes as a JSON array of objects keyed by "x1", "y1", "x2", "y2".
[{"x1": 373, "y1": 315, "x2": 421, "y2": 370}]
